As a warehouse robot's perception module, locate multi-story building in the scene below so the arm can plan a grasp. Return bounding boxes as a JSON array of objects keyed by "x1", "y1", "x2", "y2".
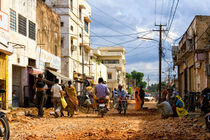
[
  {"x1": 45, "y1": 0, "x2": 92, "y2": 93},
  {"x1": 96, "y1": 47, "x2": 126, "y2": 91},
  {"x1": 7, "y1": 0, "x2": 62, "y2": 108},
  {"x1": 8, "y1": 0, "x2": 37, "y2": 107},
  {"x1": 173, "y1": 16, "x2": 210, "y2": 97},
  {"x1": 0, "y1": 0, "x2": 13, "y2": 109},
  {"x1": 90, "y1": 49, "x2": 107, "y2": 85}
]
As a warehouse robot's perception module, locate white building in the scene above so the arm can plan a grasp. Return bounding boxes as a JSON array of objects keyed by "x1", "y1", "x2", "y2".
[
  {"x1": 90, "y1": 49, "x2": 107, "y2": 85},
  {"x1": 45, "y1": 0, "x2": 92, "y2": 93},
  {"x1": 96, "y1": 47, "x2": 126, "y2": 91},
  {"x1": 8, "y1": 0, "x2": 38, "y2": 107}
]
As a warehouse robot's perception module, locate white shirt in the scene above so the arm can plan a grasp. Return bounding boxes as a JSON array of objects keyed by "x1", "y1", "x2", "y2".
[{"x1": 51, "y1": 84, "x2": 62, "y2": 98}]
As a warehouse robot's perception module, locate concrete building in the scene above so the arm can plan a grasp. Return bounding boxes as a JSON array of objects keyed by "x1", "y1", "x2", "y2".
[
  {"x1": 8, "y1": 0, "x2": 62, "y2": 108},
  {"x1": 173, "y1": 16, "x2": 210, "y2": 97},
  {"x1": 0, "y1": 0, "x2": 13, "y2": 109},
  {"x1": 8, "y1": 0, "x2": 37, "y2": 107},
  {"x1": 45, "y1": 0, "x2": 92, "y2": 93},
  {"x1": 90, "y1": 49, "x2": 107, "y2": 85},
  {"x1": 97, "y1": 47, "x2": 126, "y2": 91}
]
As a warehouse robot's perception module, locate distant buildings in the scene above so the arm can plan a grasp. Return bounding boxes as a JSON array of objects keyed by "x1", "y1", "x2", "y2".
[
  {"x1": 173, "y1": 16, "x2": 210, "y2": 97},
  {"x1": 96, "y1": 47, "x2": 126, "y2": 91}
]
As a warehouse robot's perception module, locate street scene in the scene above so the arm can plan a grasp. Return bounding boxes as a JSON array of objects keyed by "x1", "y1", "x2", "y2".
[{"x1": 0, "y1": 0, "x2": 210, "y2": 139}]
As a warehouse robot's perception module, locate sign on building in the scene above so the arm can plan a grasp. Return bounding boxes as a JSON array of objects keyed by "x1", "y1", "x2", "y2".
[{"x1": 0, "y1": 11, "x2": 9, "y2": 32}]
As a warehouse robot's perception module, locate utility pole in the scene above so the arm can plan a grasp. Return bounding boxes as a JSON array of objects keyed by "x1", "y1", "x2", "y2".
[
  {"x1": 147, "y1": 75, "x2": 150, "y2": 90},
  {"x1": 153, "y1": 24, "x2": 168, "y2": 102},
  {"x1": 82, "y1": 27, "x2": 85, "y2": 95}
]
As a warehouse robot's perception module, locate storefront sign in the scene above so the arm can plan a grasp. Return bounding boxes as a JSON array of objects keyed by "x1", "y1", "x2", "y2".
[
  {"x1": 0, "y1": 11, "x2": 9, "y2": 32},
  {"x1": 36, "y1": 47, "x2": 61, "y2": 71}
]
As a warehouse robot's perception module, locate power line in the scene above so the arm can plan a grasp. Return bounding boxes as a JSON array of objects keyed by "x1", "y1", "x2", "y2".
[{"x1": 88, "y1": 1, "x2": 137, "y2": 32}]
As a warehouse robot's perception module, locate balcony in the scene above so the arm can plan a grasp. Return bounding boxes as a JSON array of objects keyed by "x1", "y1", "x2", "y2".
[{"x1": 101, "y1": 52, "x2": 123, "y2": 57}]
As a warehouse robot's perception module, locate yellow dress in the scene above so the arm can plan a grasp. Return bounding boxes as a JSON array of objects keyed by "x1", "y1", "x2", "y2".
[{"x1": 65, "y1": 86, "x2": 78, "y2": 115}]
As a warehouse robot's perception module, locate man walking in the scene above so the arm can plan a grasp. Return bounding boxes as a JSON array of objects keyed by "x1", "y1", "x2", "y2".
[
  {"x1": 139, "y1": 86, "x2": 145, "y2": 108},
  {"x1": 51, "y1": 78, "x2": 62, "y2": 118},
  {"x1": 34, "y1": 74, "x2": 48, "y2": 117}
]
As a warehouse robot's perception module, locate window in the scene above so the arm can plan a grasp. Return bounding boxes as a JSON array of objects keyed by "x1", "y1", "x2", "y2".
[
  {"x1": 71, "y1": 25, "x2": 73, "y2": 31},
  {"x1": 84, "y1": 20, "x2": 88, "y2": 33},
  {"x1": 102, "y1": 60, "x2": 119, "y2": 64},
  {"x1": 79, "y1": 8, "x2": 82, "y2": 20},
  {"x1": 80, "y1": 45, "x2": 82, "y2": 55},
  {"x1": 71, "y1": 39, "x2": 73, "y2": 51},
  {"x1": 70, "y1": 0, "x2": 73, "y2": 11},
  {"x1": 79, "y1": 33, "x2": 82, "y2": 38},
  {"x1": 55, "y1": 45, "x2": 57, "y2": 56},
  {"x1": 28, "y1": 58, "x2": 36, "y2": 67},
  {"x1": 61, "y1": 39, "x2": 64, "y2": 48},
  {"x1": 108, "y1": 73, "x2": 112, "y2": 79},
  {"x1": 60, "y1": 22, "x2": 64, "y2": 27},
  {"x1": 29, "y1": 21, "x2": 36, "y2": 40},
  {"x1": 18, "y1": 14, "x2": 27, "y2": 36},
  {"x1": 10, "y1": 9, "x2": 16, "y2": 31}
]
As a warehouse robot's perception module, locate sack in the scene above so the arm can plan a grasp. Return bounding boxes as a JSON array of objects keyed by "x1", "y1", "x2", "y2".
[{"x1": 61, "y1": 96, "x2": 67, "y2": 109}]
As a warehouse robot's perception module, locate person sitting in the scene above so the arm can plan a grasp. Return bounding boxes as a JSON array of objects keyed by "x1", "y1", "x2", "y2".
[
  {"x1": 94, "y1": 77, "x2": 109, "y2": 109},
  {"x1": 157, "y1": 100, "x2": 173, "y2": 119},
  {"x1": 116, "y1": 84, "x2": 129, "y2": 109},
  {"x1": 175, "y1": 95, "x2": 188, "y2": 117}
]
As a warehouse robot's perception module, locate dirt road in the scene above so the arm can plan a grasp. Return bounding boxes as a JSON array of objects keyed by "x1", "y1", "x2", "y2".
[{"x1": 8, "y1": 101, "x2": 210, "y2": 140}]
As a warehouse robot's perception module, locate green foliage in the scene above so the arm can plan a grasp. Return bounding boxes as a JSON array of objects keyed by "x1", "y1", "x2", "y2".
[{"x1": 127, "y1": 70, "x2": 147, "y2": 88}]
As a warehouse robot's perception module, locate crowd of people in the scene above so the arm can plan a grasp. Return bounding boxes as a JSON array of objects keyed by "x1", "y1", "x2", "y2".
[
  {"x1": 157, "y1": 87, "x2": 188, "y2": 119},
  {"x1": 33, "y1": 74, "x2": 130, "y2": 118}
]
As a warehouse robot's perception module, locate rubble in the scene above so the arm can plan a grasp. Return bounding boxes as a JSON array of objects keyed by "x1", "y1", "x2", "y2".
[{"x1": 6, "y1": 101, "x2": 210, "y2": 139}]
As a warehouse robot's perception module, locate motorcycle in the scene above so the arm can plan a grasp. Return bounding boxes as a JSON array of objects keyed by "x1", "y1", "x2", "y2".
[
  {"x1": 96, "y1": 98, "x2": 108, "y2": 117},
  {"x1": 201, "y1": 88, "x2": 210, "y2": 130},
  {"x1": 117, "y1": 96, "x2": 128, "y2": 116},
  {"x1": 0, "y1": 89, "x2": 10, "y2": 140}
]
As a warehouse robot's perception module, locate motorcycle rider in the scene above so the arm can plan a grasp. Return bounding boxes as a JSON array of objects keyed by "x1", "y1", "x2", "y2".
[
  {"x1": 116, "y1": 84, "x2": 129, "y2": 109},
  {"x1": 94, "y1": 77, "x2": 110, "y2": 109}
]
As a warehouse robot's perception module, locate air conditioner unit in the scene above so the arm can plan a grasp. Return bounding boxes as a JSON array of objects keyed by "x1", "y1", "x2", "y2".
[
  {"x1": 71, "y1": 45, "x2": 77, "y2": 51},
  {"x1": 206, "y1": 64, "x2": 210, "y2": 76}
]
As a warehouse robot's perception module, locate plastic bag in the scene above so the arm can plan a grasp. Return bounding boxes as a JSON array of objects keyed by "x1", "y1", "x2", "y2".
[{"x1": 61, "y1": 96, "x2": 67, "y2": 109}]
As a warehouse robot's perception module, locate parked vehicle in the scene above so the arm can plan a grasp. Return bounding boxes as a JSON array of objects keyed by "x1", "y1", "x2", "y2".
[
  {"x1": 200, "y1": 88, "x2": 210, "y2": 130},
  {"x1": 117, "y1": 96, "x2": 128, "y2": 116},
  {"x1": 184, "y1": 92, "x2": 201, "y2": 112},
  {"x1": 144, "y1": 94, "x2": 154, "y2": 102},
  {"x1": 0, "y1": 89, "x2": 10, "y2": 140},
  {"x1": 96, "y1": 98, "x2": 108, "y2": 117}
]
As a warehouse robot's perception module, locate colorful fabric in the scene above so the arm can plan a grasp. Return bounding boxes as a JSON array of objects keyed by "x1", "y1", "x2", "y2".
[
  {"x1": 65, "y1": 86, "x2": 78, "y2": 115},
  {"x1": 176, "y1": 96, "x2": 188, "y2": 117},
  {"x1": 135, "y1": 87, "x2": 141, "y2": 111}
]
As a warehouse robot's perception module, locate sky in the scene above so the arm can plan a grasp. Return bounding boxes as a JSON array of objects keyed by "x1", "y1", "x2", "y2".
[{"x1": 86, "y1": 0, "x2": 210, "y2": 84}]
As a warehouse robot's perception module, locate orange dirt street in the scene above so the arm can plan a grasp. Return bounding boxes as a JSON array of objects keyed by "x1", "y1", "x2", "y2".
[{"x1": 8, "y1": 101, "x2": 209, "y2": 140}]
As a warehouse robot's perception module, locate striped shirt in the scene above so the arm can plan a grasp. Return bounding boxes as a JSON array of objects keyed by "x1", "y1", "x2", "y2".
[{"x1": 95, "y1": 83, "x2": 109, "y2": 98}]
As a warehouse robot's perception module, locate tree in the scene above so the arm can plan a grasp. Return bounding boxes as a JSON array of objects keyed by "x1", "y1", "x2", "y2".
[{"x1": 127, "y1": 70, "x2": 147, "y2": 88}]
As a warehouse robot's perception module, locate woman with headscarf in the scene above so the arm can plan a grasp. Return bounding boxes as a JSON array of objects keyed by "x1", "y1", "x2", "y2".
[
  {"x1": 135, "y1": 87, "x2": 141, "y2": 111},
  {"x1": 65, "y1": 80, "x2": 78, "y2": 117},
  {"x1": 175, "y1": 95, "x2": 188, "y2": 117}
]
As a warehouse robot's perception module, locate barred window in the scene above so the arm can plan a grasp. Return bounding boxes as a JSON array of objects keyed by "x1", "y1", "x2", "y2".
[
  {"x1": 18, "y1": 15, "x2": 27, "y2": 36},
  {"x1": 10, "y1": 9, "x2": 16, "y2": 31},
  {"x1": 29, "y1": 21, "x2": 36, "y2": 40},
  {"x1": 84, "y1": 20, "x2": 88, "y2": 33}
]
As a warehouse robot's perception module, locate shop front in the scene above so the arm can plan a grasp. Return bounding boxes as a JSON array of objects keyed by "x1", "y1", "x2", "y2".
[{"x1": 0, "y1": 39, "x2": 13, "y2": 109}]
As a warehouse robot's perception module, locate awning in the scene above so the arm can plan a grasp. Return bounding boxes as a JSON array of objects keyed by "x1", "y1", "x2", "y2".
[
  {"x1": 48, "y1": 69, "x2": 71, "y2": 81},
  {"x1": 79, "y1": 4, "x2": 86, "y2": 9},
  {"x1": 0, "y1": 38, "x2": 13, "y2": 55},
  {"x1": 84, "y1": 16, "x2": 92, "y2": 23},
  {"x1": 71, "y1": 35, "x2": 78, "y2": 40}
]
